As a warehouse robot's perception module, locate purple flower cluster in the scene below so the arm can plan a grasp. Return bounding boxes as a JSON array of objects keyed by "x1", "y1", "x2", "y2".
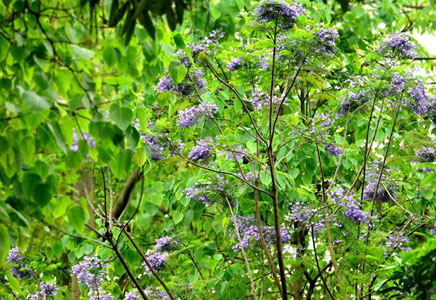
[
  {"x1": 226, "y1": 58, "x2": 243, "y2": 71},
  {"x1": 27, "y1": 282, "x2": 59, "y2": 300},
  {"x1": 143, "y1": 250, "x2": 168, "y2": 276},
  {"x1": 188, "y1": 138, "x2": 214, "y2": 162},
  {"x1": 143, "y1": 135, "x2": 166, "y2": 160},
  {"x1": 156, "y1": 69, "x2": 206, "y2": 97},
  {"x1": 143, "y1": 236, "x2": 178, "y2": 276},
  {"x1": 221, "y1": 144, "x2": 247, "y2": 161},
  {"x1": 89, "y1": 289, "x2": 114, "y2": 300},
  {"x1": 256, "y1": 55, "x2": 269, "y2": 71},
  {"x1": 154, "y1": 236, "x2": 178, "y2": 252},
  {"x1": 385, "y1": 231, "x2": 411, "y2": 254},
  {"x1": 124, "y1": 290, "x2": 139, "y2": 300},
  {"x1": 155, "y1": 76, "x2": 176, "y2": 92},
  {"x1": 254, "y1": 0, "x2": 304, "y2": 29},
  {"x1": 386, "y1": 73, "x2": 408, "y2": 96},
  {"x1": 407, "y1": 83, "x2": 436, "y2": 122},
  {"x1": 330, "y1": 189, "x2": 371, "y2": 225},
  {"x1": 314, "y1": 28, "x2": 339, "y2": 55},
  {"x1": 144, "y1": 287, "x2": 172, "y2": 299},
  {"x1": 71, "y1": 255, "x2": 108, "y2": 291},
  {"x1": 363, "y1": 161, "x2": 394, "y2": 203},
  {"x1": 378, "y1": 33, "x2": 418, "y2": 59},
  {"x1": 71, "y1": 128, "x2": 96, "y2": 151},
  {"x1": 175, "y1": 50, "x2": 192, "y2": 68},
  {"x1": 340, "y1": 91, "x2": 369, "y2": 113},
  {"x1": 325, "y1": 142, "x2": 342, "y2": 156},
  {"x1": 415, "y1": 146, "x2": 436, "y2": 162},
  {"x1": 7, "y1": 247, "x2": 32, "y2": 280},
  {"x1": 177, "y1": 102, "x2": 218, "y2": 128},
  {"x1": 183, "y1": 174, "x2": 232, "y2": 206},
  {"x1": 249, "y1": 89, "x2": 282, "y2": 110},
  {"x1": 230, "y1": 216, "x2": 290, "y2": 251},
  {"x1": 188, "y1": 30, "x2": 224, "y2": 58},
  {"x1": 7, "y1": 247, "x2": 23, "y2": 264},
  {"x1": 288, "y1": 201, "x2": 315, "y2": 223},
  {"x1": 40, "y1": 282, "x2": 59, "y2": 298}
]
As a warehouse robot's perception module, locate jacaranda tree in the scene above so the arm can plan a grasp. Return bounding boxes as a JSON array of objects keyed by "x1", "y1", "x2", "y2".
[{"x1": 1, "y1": 0, "x2": 436, "y2": 299}]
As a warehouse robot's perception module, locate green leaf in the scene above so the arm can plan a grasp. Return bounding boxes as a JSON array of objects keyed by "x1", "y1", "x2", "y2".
[
  {"x1": 133, "y1": 147, "x2": 147, "y2": 167},
  {"x1": 71, "y1": 45, "x2": 95, "y2": 60},
  {"x1": 173, "y1": 209, "x2": 184, "y2": 224},
  {"x1": 53, "y1": 197, "x2": 72, "y2": 218},
  {"x1": 103, "y1": 47, "x2": 115, "y2": 67},
  {"x1": 67, "y1": 206, "x2": 85, "y2": 234},
  {"x1": 21, "y1": 89, "x2": 50, "y2": 112},
  {"x1": 110, "y1": 104, "x2": 133, "y2": 131},
  {"x1": 32, "y1": 183, "x2": 52, "y2": 207},
  {"x1": 168, "y1": 61, "x2": 187, "y2": 84},
  {"x1": 0, "y1": 224, "x2": 9, "y2": 262}
]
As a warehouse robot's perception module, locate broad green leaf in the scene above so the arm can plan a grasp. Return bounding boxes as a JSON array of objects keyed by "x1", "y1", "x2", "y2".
[
  {"x1": 67, "y1": 206, "x2": 85, "y2": 234},
  {"x1": 110, "y1": 104, "x2": 133, "y2": 131},
  {"x1": 0, "y1": 224, "x2": 9, "y2": 262}
]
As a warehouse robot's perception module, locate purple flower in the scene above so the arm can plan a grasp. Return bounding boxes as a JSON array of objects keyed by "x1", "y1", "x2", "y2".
[
  {"x1": 378, "y1": 33, "x2": 418, "y2": 59},
  {"x1": 40, "y1": 281, "x2": 58, "y2": 298},
  {"x1": 289, "y1": 201, "x2": 315, "y2": 223},
  {"x1": 256, "y1": 56, "x2": 269, "y2": 70},
  {"x1": 155, "y1": 76, "x2": 176, "y2": 92},
  {"x1": 254, "y1": 0, "x2": 304, "y2": 29},
  {"x1": 89, "y1": 289, "x2": 114, "y2": 300},
  {"x1": 143, "y1": 135, "x2": 166, "y2": 160},
  {"x1": 143, "y1": 250, "x2": 168, "y2": 276},
  {"x1": 71, "y1": 255, "x2": 107, "y2": 291},
  {"x1": 325, "y1": 142, "x2": 342, "y2": 156},
  {"x1": 362, "y1": 161, "x2": 395, "y2": 203},
  {"x1": 314, "y1": 27, "x2": 339, "y2": 54},
  {"x1": 71, "y1": 128, "x2": 96, "y2": 151},
  {"x1": 226, "y1": 58, "x2": 243, "y2": 71},
  {"x1": 144, "y1": 288, "x2": 172, "y2": 299},
  {"x1": 385, "y1": 231, "x2": 411, "y2": 254},
  {"x1": 340, "y1": 91, "x2": 369, "y2": 113},
  {"x1": 230, "y1": 216, "x2": 290, "y2": 250},
  {"x1": 188, "y1": 138, "x2": 214, "y2": 162},
  {"x1": 183, "y1": 174, "x2": 233, "y2": 206},
  {"x1": 415, "y1": 146, "x2": 436, "y2": 162},
  {"x1": 175, "y1": 50, "x2": 192, "y2": 68},
  {"x1": 407, "y1": 83, "x2": 436, "y2": 121},
  {"x1": 154, "y1": 236, "x2": 178, "y2": 251},
  {"x1": 330, "y1": 189, "x2": 372, "y2": 225},
  {"x1": 177, "y1": 102, "x2": 218, "y2": 128},
  {"x1": 7, "y1": 247, "x2": 23, "y2": 264},
  {"x1": 124, "y1": 290, "x2": 139, "y2": 300},
  {"x1": 29, "y1": 293, "x2": 42, "y2": 300}
]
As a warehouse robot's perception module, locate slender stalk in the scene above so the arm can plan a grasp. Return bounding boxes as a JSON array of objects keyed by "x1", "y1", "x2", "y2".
[
  {"x1": 109, "y1": 240, "x2": 149, "y2": 300},
  {"x1": 121, "y1": 229, "x2": 177, "y2": 300},
  {"x1": 225, "y1": 196, "x2": 257, "y2": 300}
]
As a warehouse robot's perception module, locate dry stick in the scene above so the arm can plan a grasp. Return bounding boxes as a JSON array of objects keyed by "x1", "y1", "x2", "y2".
[
  {"x1": 121, "y1": 229, "x2": 177, "y2": 300},
  {"x1": 315, "y1": 143, "x2": 342, "y2": 290},
  {"x1": 225, "y1": 196, "x2": 257, "y2": 300},
  {"x1": 108, "y1": 239, "x2": 149, "y2": 300},
  {"x1": 266, "y1": 148, "x2": 288, "y2": 300},
  {"x1": 253, "y1": 143, "x2": 283, "y2": 297},
  {"x1": 329, "y1": 105, "x2": 351, "y2": 187},
  {"x1": 309, "y1": 224, "x2": 335, "y2": 300},
  {"x1": 170, "y1": 145, "x2": 273, "y2": 197},
  {"x1": 106, "y1": 165, "x2": 114, "y2": 230},
  {"x1": 42, "y1": 220, "x2": 110, "y2": 248},
  {"x1": 381, "y1": 183, "x2": 413, "y2": 216},
  {"x1": 101, "y1": 167, "x2": 109, "y2": 228},
  {"x1": 266, "y1": 23, "x2": 289, "y2": 300},
  {"x1": 205, "y1": 60, "x2": 268, "y2": 147},
  {"x1": 115, "y1": 170, "x2": 145, "y2": 247},
  {"x1": 361, "y1": 93, "x2": 407, "y2": 285},
  {"x1": 271, "y1": 53, "x2": 309, "y2": 138}
]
